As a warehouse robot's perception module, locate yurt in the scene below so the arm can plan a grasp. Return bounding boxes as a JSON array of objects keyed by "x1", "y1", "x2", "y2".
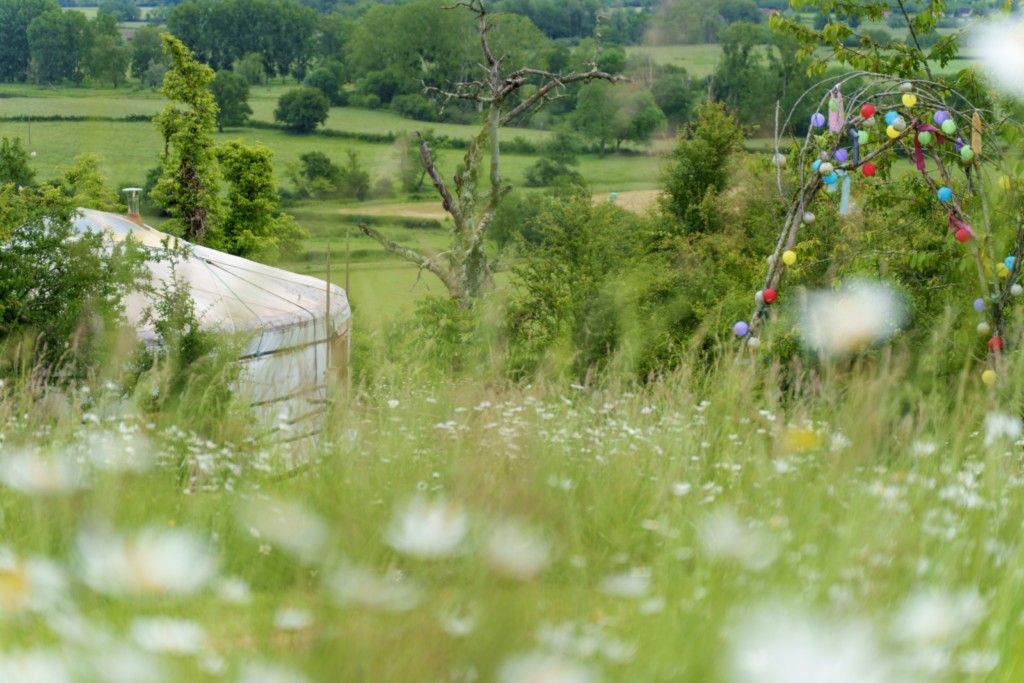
[{"x1": 72, "y1": 203, "x2": 351, "y2": 436}]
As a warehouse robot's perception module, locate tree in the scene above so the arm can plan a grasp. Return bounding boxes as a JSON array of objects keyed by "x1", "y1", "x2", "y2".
[
  {"x1": 98, "y1": 0, "x2": 139, "y2": 21},
  {"x1": 651, "y1": 72, "x2": 693, "y2": 127},
  {"x1": 149, "y1": 34, "x2": 220, "y2": 244},
  {"x1": 210, "y1": 70, "x2": 252, "y2": 131},
  {"x1": 131, "y1": 25, "x2": 164, "y2": 80},
  {"x1": 27, "y1": 9, "x2": 88, "y2": 85},
  {"x1": 0, "y1": 136, "x2": 34, "y2": 187},
  {"x1": 215, "y1": 140, "x2": 308, "y2": 262},
  {"x1": 304, "y1": 66, "x2": 343, "y2": 105},
  {"x1": 232, "y1": 52, "x2": 266, "y2": 86},
  {"x1": 572, "y1": 81, "x2": 617, "y2": 157},
  {"x1": 659, "y1": 101, "x2": 745, "y2": 235},
  {"x1": 55, "y1": 153, "x2": 123, "y2": 212},
  {"x1": 358, "y1": 0, "x2": 625, "y2": 307},
  {"x1": 274, "y1": 87, "x2": 330, "y2": 133},
  {"x1": 711, "y1": 22, "x2": 770, "y2": 123},
  {"x1": 0, "y1": 0, "x2": 60, "y2": 82},
  {"x1": 573, "y1": 82, "x2": 665, "y2": 155},
  {"x1": 88, "y1": 32, "x2": 131, "y2": 87},
  {"x1": 336, "y1": 150, "x2": 370, "y2": 200}
]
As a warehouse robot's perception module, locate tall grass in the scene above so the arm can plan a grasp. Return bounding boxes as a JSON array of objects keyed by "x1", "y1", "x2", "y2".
[{"x1": 1, "y1": 314, "x2": 1023, "y2": 681}]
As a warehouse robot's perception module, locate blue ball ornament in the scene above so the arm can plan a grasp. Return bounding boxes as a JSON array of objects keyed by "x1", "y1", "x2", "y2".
[
  {"x1": 811, "y1": 112, "x2": 826, "y2": 128},
  {"x1": 937, "y1": 186, "x2": 953, "y2": 202},
  {"x1": 1006, "y1": 256, "x2": 1016, "y2": 271},
  {"x1": 823, "y1": 172, "x2": 839, "y2": 185},
  {"x1": 974, "y1": 298, "x2": 986, "y2": 312},
  {"x1": 884, "y1": 111, "x2": 899, "y2": 126},
  {"x1": 734, "y1": 321, "x2": 749, "y2": 337},
  {"x1": 812, "y1": 159, "x2": 822, "y2": 172}
]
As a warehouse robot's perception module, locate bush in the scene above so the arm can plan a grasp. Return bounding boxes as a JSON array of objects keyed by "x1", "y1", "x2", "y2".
[
  {"x1": 274, "y1": 87, "x2": 331, "y2": 133},
  {"x1": 390, "y1": 93, "x2": 440, "y2": 122},
  {"x1": 305, "y1": 66, "x2": 344, "y2": 106}
]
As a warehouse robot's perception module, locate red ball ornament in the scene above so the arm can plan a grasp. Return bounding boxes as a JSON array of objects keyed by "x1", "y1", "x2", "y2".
[
  {"x1": 955, "y1": 228, "x2": 971, "y2": 243},
  {"x1": 762, "y1": 288, "x2": 778, "y2": 304},
  {"x1": 862, "y1": 162, "x2": 876, "y2": 177},
  {"x1": 861, "y1": 103, "x2": 875, "y2": 118},
  {"x1": 989, "y1": 337, "x2": 1004, "y2": 352}
]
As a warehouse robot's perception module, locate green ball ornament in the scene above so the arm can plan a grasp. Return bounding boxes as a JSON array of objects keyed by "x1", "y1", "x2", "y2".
[
  {"x1": 917, "y1": 131, "x2": 933, "y2": 146},
  {"x1": 961, "y1": 146, "x2": 975, "y2": 162},
  {"x1": 941, "y1": 119, "x2": 956, "y2": 135},
  {"x1": 858, "y1": 130, "x2": 869, "y2": 145}
]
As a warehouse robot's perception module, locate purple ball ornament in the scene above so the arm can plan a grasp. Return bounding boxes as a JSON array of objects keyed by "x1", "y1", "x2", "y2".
[
  {"x1": 954, "y1": 137, "x2": 964, "y2": 152},
  {"x1": 934, "y1": 110, "x2": 949, "y2": 125},
  {"x1": 974, "y1": 298, "x2": 986, "y2": 312},
  {"x1": 834, "y1": 148, "x2": 849, "y2": 163},
  {"x1": 734, "y1": 321, "x2": 749, "y2": 337},
  {"x1": 810, "y1": 112, "x2": 826, "y2": 128}
]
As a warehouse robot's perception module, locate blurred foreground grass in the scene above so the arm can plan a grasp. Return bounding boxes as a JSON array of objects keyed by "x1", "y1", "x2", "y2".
[{"x1": 2, "y1": 324, "x2": 1024, "y2": 682}]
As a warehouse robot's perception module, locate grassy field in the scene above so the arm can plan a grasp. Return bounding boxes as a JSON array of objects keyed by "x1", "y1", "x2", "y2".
[{"x1": 2, "y1": 330, "x2": 1024, "y2": 681}]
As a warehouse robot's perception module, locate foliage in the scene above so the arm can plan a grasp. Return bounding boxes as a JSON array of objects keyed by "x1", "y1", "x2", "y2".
[
  {"x1": 130, "y1": 25, "x2": 165, "y2": 80},
  {"x1": 210, "y1": 70, "x2": 253, "y2": 131},
  {"x1": 0, "y1": 136, "x2": 35, "y2": 188},
  {"x1": 150, "y1": 33, "x2": 221, "y2": 244},
  {"x1": 647, "y1": 0, "x2": 762, "y2": 45},
  {"x1": 304, "y1": 65, "x2": 345, "y2": 106},
  {"x1": 0, "y1": 0, "x2": 60, "y2": 82},
  {"x1": 275, "y1": 87, "x2": 331, "y2": 133},
  {"x1": 54, "y1": 152, "x2": 123, "y2": 212},
  {"x1": 215, "y1": 139, "x2": 308, "y2": 262},
  {"x1": 573, "y1": 81, "x2": 665, "y2": 155},
  {"x1": 0, "y1": 184, "x2": 146, "y2": 372},
  {"x1": 659, "y1": 101, "x2": 746, "y2": 235},
  {"x1": 97, "y1": 0, "x2": 139, "y2": 22},
  {"x1": 336, "y1": 150, "x2": 371, "y2": 201},
  {"x1": 523, "y1": 130, "x2": 585, "y2": 188},
  {"x1": 27, "y1": 8, "x2": 88, "y2": 84},
  {"x1": 289, "y1": 150, "x2": 340, "y2": 199},
  {"x1": 87, "y1": 32, "x2": 131, "y2": 87},
  {"x1": 232, "y1": 52, "x2": 267, "y2": 86}
]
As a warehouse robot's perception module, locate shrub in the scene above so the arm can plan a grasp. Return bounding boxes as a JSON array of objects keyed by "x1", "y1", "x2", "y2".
[{"x1": 274, "y1": 87, "x2": 331, "y2": 133}]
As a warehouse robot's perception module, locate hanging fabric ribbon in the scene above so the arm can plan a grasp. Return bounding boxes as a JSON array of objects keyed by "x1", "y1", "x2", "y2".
[
  {"x1": 949, "y1": 211, "x2": 976, "y2": 238},
  {"x1": 839, "y1": 171, "x2": 852, "y2": 215},
  {"x1": 971, "y1": 110, "x2": 983, "y2": 160},
  {"x1": 851, "y1": 126, "x2": 860, "y2": 166},
  {"x1": 828, "y1": 86, "x2": 844, "y2": 133},
  {"x1": 912, "y1": 124, "x2": 946, "y2": 171}
]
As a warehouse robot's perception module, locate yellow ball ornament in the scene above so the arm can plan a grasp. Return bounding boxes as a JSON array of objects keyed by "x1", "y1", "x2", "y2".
[
  {"x1": 782, "y1": 250, "x2": 797, "y2": 266},
  {"x1": 886, "y1": 125, "x2": 900, "y2": 139},
  {"x1": 998, "y1": 263, "x2": 1011, "y2": 278},
  {"x1": 982, "y1": 369, "x2": 997, "y2": 385},
  {"x1": 1000, "y1": 175, "x2": 1013, "y2": 191},
  {"x1": 902, "y1": 93, "x2": 917, "y2": 107}
]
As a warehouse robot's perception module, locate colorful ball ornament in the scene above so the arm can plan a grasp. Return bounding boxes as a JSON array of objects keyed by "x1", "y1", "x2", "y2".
[
  {"x1": 961, "y1": 147, "x2": 975, "y2": 162},
  {"x1": 862, "y1": 116, "x2": 876, "y2": 128},
  {"x1": 899, "y1": 81, "x2": 913, "y2": 92},
  {"x1": 989, "y1": 337, "x2": 1004, "y2": 352},
  {"x1": 933, "y1": 110, "x2": 950, "y2": 125},
  {"x1": 886, "y1": 125, "x2": 901, "y2": 139},
  {"x1": 941, "y1": 119, "x2": 957, "y2": 136},
  {"x1": 917, "y1": 131, "x2": 933, "y2": 146},
  {"x1": 819, "y1": 162, "x2": 834, "y2": 176},
  {"x1": 1012, "y1": 284, "x2": 1023, "y2": 296},
  {"x1": 802, "y1": 211, "x2": 816, "y2": 225},
  {"x1": 811, "y1": 112, "x2": 826, "y2": 128},
  {"x1": 902, "y1": 93, "x2": 918, "y2": 107},
  {"x1": 747, "y1": 337, "x2": 761, "y2": 349},
  {"x1": 812, "y1": 159, "x2": 822, "y2": 172},
  {"x1": 823, "y1": 172, "x2": 839, "y2": 185},
  {"x1": 978, "y1": 322, "x2": 991, "y2": 335},
  {"x1": 762, "y1": 289, "x2": 778, "y2": 304},
  {"x1": 773, "y1": 153, "x2": 787, "y2": 168},
  {"x1": 937, "y1": 186, "x2": 953, "y2": 202},
  {"x1": 782, "y1": 250, "x2": 797, "y2": 266},
  {"x1": 862, "y1": 162, "x2": 876, "y2": 177},
  {"x1": 834, "y1": 148, "x2": 849, "y2": 163},
  {"x1": 1000, "y1": 176, "x2": 1013, "y2": 191},
  {"x1": 974, "y1": 298, "x2": 986, "y2": 312},
  {"x1": 998, "y1": 263, "x2": 1011, "y2": 278},
  {"x1": 982, "y1": 369, "x2": 997, "y2": 385},
  {"x1": 754, "y1": 290, "x2": 764, "y2": 304},
  {"x1": 734, "y1": 321, "x2": 749, "y2": 337},
  {"x1": 1005, "y1": 256, "x2": 1016, "y2": 270},
  {"x1": 892, "y1": 117, "x2": 908, "y2": 132},
  {"x1": 955, "y1": 228, "x2": 971, "y2": 243},
  {"x1": 858, "y1": 130, "x2": 869, "y2": 145},
  {"x1": 884, "y1": 111, "x2": 899, "y2": 126},
  {"x1": 861, "y1": 103, "x2": 876, "y2": 118}
]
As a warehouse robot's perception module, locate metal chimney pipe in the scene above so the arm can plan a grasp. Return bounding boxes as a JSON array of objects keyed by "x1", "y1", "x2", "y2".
[{"x1": 122, "y1": 187, "x2": 143, "y2": 225}]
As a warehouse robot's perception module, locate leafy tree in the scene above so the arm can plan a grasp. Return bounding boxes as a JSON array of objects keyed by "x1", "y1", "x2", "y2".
[
  {"x1": 659, "y1": 101, "x2": 745, "y2": 235},
  {"x1": 0, "y1": 0, "x2": 60, "y2": 82},
  {"x1": 711, "y1": 22, "x2": 771, "y2": 123},
  {"x1": 274, "y1": 87, "x2": 330, "y2": 133},
  {"x1": 131, "y1": 25, "x2": 164, "y2": 80},
  {"x1": 0, "y1": 136, "x2": 34, "y2": 187},
  {"x1": 210, "y1": 70, "x2": 252, "y2": 131},
  {"x1": 0, "y1": 184, "x2": 146, "y2": 371},
  {"x1": 98, "y1": 0, "x2": 139, "y2": 21},
  {"x1": 651, "y1": 72, "x2": 693, "y2": 127},
  {"x1": 232, "y1": 52, "x2": 267, "y2": 86},
  {"x1": 215, "y1": 140, "x2": 308, "y2": 261},
  {"x1": 524, "y1": 130, "x2": 585, "y2": 188},
  {"x1": 304, "y1": 65, "x2": 343, "y2": 105},
  {"x1": 55, "y1": 152, "x2": 123, "y2": 211},
  {"x1": 88, "y1": 32, "x2": 131, "y2": 87},
  {"x1": 27, "y1": 9, "x2": 88, "y2": 84},
  {"x1": 142, "y1": 60, "x2": 166, "y2": 89},
  {"x1": 336, "y1": 150, "x2": 370, "y2": 200},
  {"x1": 573, "y1": 82, "x2": 665, "y2": 155},
  {"x1": 287, "y1": 150, "x2": 339, "y2": 199},
  {"x1": 150, "y1": 33, "x2": 221, "y2": 244},
  {"x1": 572, "y1": 81, "x2": 617, "y2": 157}
]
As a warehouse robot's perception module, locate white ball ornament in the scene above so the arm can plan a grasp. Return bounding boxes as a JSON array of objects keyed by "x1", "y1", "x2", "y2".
[
  {"x1": 772, "y1": 153, "x2": 787, "y2": 168},
  {"x1": 892, "y1": 117, "x2": 907, "y2": 132},
  {"x1": 900, "y1": 81, "x2": 913, "y2": 92},
  {"x1": 978, "y1": 322, "x2": 991, "y2": 335},
  {"x1": 747, "y1": 337, "x2": 761, "y2": 349},
  {"x1": 755, "y1": 290, "x2": 764, "y2": 304},
  {"x1": 1012, "y1": 284, "x2": 1023, "y2": 297},
  {"x1": 862, "y1": 116, "x2": 876, "y2": 128},
  {"x1": 818, "y1": 162, "x2": 834, "y2": 176},
  {"x1": 802, "y1": 211, "x2": 816, "y2": 225}
]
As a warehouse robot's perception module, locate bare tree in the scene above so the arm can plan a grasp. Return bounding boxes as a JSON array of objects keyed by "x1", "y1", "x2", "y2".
[{"x1": 359, "y1": 0, "x2": 627, "y2": 308}]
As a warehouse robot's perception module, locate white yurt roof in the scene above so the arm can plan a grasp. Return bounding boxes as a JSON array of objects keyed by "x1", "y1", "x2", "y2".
[{"x1": 73, "y1": 208, "x2": 351, "y2": 419}]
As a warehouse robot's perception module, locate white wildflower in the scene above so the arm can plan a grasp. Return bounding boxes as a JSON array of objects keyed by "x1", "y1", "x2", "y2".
[
  {"x1": 0, "y1": 450, "x2": 83, "y2": 495},
  {"x1": 76, "y1": 526, "x2": 218, "y2": 597},
  {"x1": 273, "y1": 606, "x2": 313, "y2": 631},
  {"x1": 485, "y1": 519, "x2": 551, "y2": 581},
  {"x1": 0, "y1": 649, "x2": 72, "y2": 683},
  {"x1": 800, "y1": 281, "x2": 905, "y2": 355},
  {"x1": 130, "y1": 617, "x2": 206, "y2": 655},
  {"x1": 236, "y1": 662, "x2": 313, "y2": 683},
  {"x1": 386, "y1": 496, "x2": 468, "y2": 559},
  {"x1": 891, "y1": 587, "x2": 985, "y2": 648},
  {"x1": 699, "y1": 508, "x2": 778, "y2": 571},
  {"x1": 0, "y1": 547, "x2": 66, "y2": 617},
  {"x1": 497, "y1": 652, "x2": 599, "y2": 683},
  {"x1": 239, "y1": 497, "x2": 329, "y2": 562},
  {"x1": 983, "y1": 412, "x2": 1021, "y2": 448},
  {"x1": 970, "y1": 18, "x2": 1024, "y2": 97},
  {"x1": 329, "y1": 563, "x2": 422, "y2": 612},
  {"x1": 597, "y1": 568, "x2": 650, "y2": 599}
]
